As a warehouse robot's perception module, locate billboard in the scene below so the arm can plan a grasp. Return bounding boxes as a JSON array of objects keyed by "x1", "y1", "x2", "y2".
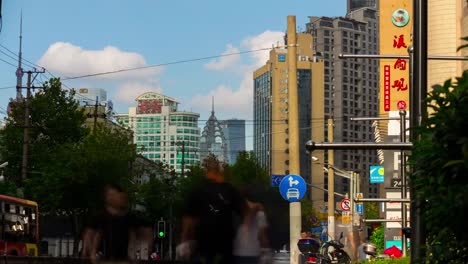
[{"x1": 379, "y1": 1, "x2": 413, "y2": 113}]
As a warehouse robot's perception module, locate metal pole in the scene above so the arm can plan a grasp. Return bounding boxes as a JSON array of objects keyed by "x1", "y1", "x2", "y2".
[
  {"x1": 327, "y1": 118, "x2": 335, "y2": 242},
  {"x1": 411, "y1": 0, "x2": 428, "y2": 261},
  {"x1": 400, "y1": 110, "x2": 408, "y2": 256},
  {"x1": 306, "y1": 142, "x2": 413, "y2": 151},
  {"x1": 350, "y1": 117, "x2": 400, "y2": 121},
  {"x1": 339, "y1": 54, "x2": 468, "y2": 60},
  {"x1": 21, "y1": 71, "x2": 31, "y2": 181},
  {"x1": 287, "y1": 15, "x2": 301, "y2": 264}
]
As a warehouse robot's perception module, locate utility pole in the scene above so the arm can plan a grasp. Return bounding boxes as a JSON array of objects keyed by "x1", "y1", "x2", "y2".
[
  {"x1": 287, "y1": 15, "x2": 301, "y2": 264},
  {"x1": 21, "y1": 69, "x2": 45, "y2": 182},
  {"x1": 327, "y1": 118, "x2": 335, "y2": 241},
  {"x1": 21, "y1": 72, "x2": 31, "y2": 181},
  {"x1": 93, "y1": 96, "x2": 99, "y2": 133},
  {"x1": 15, "y1": 12, "x2": 23, "y2": 101},
  {"x1": 180, "y1": 141, "x2": 185, "y2": 178}
]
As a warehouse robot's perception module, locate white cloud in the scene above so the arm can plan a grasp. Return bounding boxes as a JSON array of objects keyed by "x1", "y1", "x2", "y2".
[
  {"x1": 191, "y1": 30, "x2": 284, "y2": 119},
  {"x1": 115, "y1": 81, "x2": 163, "y2": 104},
  {"x1": 38, "y1": 42, "x2": 162, "y2": 80},
  {"x1": 204, "y1": 44, "x2": 241, "y2": 71},
  {"x1": 241, "y1": 30, "x2": 284, "y2": 68}
]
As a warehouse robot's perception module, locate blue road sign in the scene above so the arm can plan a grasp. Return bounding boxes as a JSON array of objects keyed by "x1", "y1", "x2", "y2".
[
  {"x1": 279, "y1": 174, "x2": 306, "y2": 202},
  {"x1": 370, "y1": 165, "x2": 385, "y2": 183},
  {"x1": 356, "y1": 204, "x2": 364, "y2": 215},
  {"x1": 271, "y1": 174, "x2": 285, "y2": 187}
]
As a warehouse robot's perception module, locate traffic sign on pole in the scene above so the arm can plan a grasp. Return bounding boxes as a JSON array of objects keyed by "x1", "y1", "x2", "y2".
[
  {"x1": 340, "y1": 198, "x2": 351, "y2": 211},
  {"x1": 279, "y1": 174, "x2": 306, "y2": 202}
]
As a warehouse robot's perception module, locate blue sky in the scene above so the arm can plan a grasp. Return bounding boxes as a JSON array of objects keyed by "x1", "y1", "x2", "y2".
[{"x1": 0, "y1": 0, "x2": 346, "y2": 149}]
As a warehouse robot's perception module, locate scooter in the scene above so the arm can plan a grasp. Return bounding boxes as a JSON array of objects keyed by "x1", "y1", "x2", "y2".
[
  {"x1": 320, "y1": 232, "x2": 351, "y2": 264},
  {"x1": 297, "y1": 237, "x2": 328, "y2": 263}
]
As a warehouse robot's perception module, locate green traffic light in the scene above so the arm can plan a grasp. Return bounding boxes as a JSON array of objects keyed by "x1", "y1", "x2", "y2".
[{"x1": 159, "y1": 231, "x2": 164, "y2": 237}]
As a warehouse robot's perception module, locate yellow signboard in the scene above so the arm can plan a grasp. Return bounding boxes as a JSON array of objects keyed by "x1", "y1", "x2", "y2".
[{"x1": 379, "y1": 1, "x2": 413, "y2": 113}]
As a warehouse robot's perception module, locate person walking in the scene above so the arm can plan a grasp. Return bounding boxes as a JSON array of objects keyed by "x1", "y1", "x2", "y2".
[
  {"x1": 232, "y1": 185, "x2": 272, "y2": 264},
  {"x1": 177, "y1": 155, "x2": 247, "y2": 264}
]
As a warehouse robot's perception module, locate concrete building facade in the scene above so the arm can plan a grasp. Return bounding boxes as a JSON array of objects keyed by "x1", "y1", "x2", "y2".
[
  {"x1": 428, "y1": 0, "x2": 468, "y2": 88},
  {"x1": 116, "y1": 92, "x2": 200, "y2": 174},
  {"x1": 253, "y1": 32, "x2": 325, "y2": 207},
  {"x1": 306, "y1": 7, "x2": 380, "y2": 199}
]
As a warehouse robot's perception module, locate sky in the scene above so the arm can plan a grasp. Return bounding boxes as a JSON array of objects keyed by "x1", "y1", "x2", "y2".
[{"x1": 0, "y1": 0, "x2": 347, "y2": 149}]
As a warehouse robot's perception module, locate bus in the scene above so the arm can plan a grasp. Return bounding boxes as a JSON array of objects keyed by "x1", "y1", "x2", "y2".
[{"x1": 0, "y1": 194, "x2": 39, "y2": 256}]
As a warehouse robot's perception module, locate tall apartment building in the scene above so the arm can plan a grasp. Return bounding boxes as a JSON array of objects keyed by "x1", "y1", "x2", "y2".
[
  {"x1": 306, "y1": 6, "x2": 380, "y2": 199},
  {"x1": 253, "y1": 32, "x2": 325, "y2": 207},
  {"x1": 116, "y1": 92, "x2": 200, "y2": 174},
  {"x1": 221, "y1": 119, "x2": 246, "y2": 165}
]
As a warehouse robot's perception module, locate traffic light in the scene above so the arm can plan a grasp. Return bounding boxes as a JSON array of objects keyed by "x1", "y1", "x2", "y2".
[{"x1": 157, "y1": 220, "x2": 166, "y2": 238}]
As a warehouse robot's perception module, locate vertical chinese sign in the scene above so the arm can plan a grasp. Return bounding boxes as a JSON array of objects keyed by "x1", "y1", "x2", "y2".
[{"x1": 379, "y1": 1, "x2": 412, "y2": 114}]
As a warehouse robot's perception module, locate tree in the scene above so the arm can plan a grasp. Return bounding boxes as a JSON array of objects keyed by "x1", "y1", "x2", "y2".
[
  {"x1": 0, "y1": 78, "x2": 138, "y2": 255},
  {"x1": 410, "y1": 68, "x2": 468, "y2": 262},
  {"x1": 0, "y1": 78, "x2": 87, "y2": 187}
]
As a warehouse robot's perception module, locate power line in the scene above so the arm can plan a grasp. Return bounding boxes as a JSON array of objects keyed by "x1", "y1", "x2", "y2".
[
  {"x1": 62, "y1": 47, "x2": 272, "y2": 80},
  {"x1": 0, "y1": 56, "x2": 17, "y2": 68}
]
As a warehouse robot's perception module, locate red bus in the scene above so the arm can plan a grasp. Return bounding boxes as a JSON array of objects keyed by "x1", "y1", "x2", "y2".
[{"x1": 0, "y1": 194, "x2": 39, "y2": 256}]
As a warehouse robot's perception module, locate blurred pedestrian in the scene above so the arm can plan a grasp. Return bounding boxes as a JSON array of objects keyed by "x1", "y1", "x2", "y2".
[
  {"x1": 81, "y1": 183, "x2": 152, "y2": 264},
  {"x1": 177, "y1": 155, "x2": 248, "y2": 264},
  {"x1": 232, "y1": 185, "x2": 272, "y2": 264}
]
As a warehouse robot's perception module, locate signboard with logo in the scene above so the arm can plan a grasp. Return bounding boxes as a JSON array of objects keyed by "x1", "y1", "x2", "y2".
[
  {"x1": 379, "y1": 1, "x2": 412, "y2": 113},
  {"x1": 278, "y1": 54, "x2": 286, "y2": 62},
  {"x1": 370, "y1": 165, "x2": 385, "y2": 183}
]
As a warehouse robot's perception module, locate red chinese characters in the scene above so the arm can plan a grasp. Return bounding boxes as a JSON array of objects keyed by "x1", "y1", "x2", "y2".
[
  {"x1": 384, "y1": 65, "x2": 391, "y2": 111},
  {"x1": 392, "y1": 78, "x2": 408, "y2": 91},
  {"x1": 393, "y1": 35, "x2": 407, "y2": 49},
  {"x1": 393, "y1": 59, "x2": 407, "y2": 70}
]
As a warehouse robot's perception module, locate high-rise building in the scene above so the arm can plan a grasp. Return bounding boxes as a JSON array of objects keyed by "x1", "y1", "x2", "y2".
[
  {"x1": 347, "y1": 0, "x2": 377, "y2": 13},
  {"x1": 306, "y1": 6, "x2": 380, "y2": 199},
  {"x1": 253, "y1": 32, "x2": 325, "y2": 207},
  {"x1": 199, "y1": 100, "x2": 228, "y2": 163},
  {"x1": 74, "y1": 88, "x2": 113, "y2": 110},
  {"x1": 221, "y1": 119, "x2": 246, "y2": 164},
  {"x1": 116, "y1": 92, "x2": 200, "y2": 174},
  {"x1": 428, "y1": 0, "x2": 468, "y2": 88}
]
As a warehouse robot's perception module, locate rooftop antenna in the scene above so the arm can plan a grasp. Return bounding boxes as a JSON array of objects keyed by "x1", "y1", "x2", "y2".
[
  {"x1": 211, "y1": 96, "x2": 214, "y2": 114},
  {"x1": 15, "y1": 11, "x2": 24, "y2": 101}
]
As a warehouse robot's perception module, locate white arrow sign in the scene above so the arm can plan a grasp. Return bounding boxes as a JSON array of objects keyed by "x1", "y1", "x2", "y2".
[{"x1": 288, "y1": 176, "x2": 299, "y2": 187}]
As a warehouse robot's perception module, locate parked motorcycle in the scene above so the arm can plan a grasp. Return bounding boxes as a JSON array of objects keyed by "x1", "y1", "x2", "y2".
[
  {"x1": 320, "y1": 232, "x2": 351, "y2": 264},
  {"x1": 297, "y1": 237, "x2": 328, "y2": 263}
]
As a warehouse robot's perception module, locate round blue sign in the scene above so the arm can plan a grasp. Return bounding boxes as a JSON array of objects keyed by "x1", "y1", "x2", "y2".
[{"x1": 279, "y1": 174, "x2": 306, "y2": 202}]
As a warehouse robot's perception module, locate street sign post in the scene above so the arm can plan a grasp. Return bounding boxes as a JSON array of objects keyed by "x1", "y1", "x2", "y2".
[
  {"x1": 340, "y1": 198, "x2": 351, "y2": 211},
  {"x1": 279, "y1": 174, "x2": 306, "y2": 202},
  {"x1": 271, "y1": 174, "x2": 285, "y2": 187}
]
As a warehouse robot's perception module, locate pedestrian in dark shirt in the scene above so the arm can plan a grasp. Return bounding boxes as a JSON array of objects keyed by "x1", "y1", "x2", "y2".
[
  {"x1": 177, "y1": 155, "x2": 247, "y2": 264},
  {"x1": 81, "y1": 183, "x2": 152, "y2": 264}
]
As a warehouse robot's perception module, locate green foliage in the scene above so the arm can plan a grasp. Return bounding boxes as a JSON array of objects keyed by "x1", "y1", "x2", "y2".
[
  {"x1": 0, "y1": 78, "x2": 137, "y2": 216},
  {"x1": 456, "y1": 36, "x2": 468, "y2": 51},
  {"x1": 370, "y1": 225, "x2": 385, "y2": 254},
  {"x1": 225, "y1": 151, "x2": 269, "y2": 187},
  {"x1": 409, "y1": 70, "x2": 468, "y2": 262},
  {"x1": 0, "y1": 181, "x2": 17, "y2": 196},
  {"x1": 358, "y1": 257, "x2": 410, "y2": 264},
  {"x1": 365, "y1": 202, "x2": 379, "y2": 221}
]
